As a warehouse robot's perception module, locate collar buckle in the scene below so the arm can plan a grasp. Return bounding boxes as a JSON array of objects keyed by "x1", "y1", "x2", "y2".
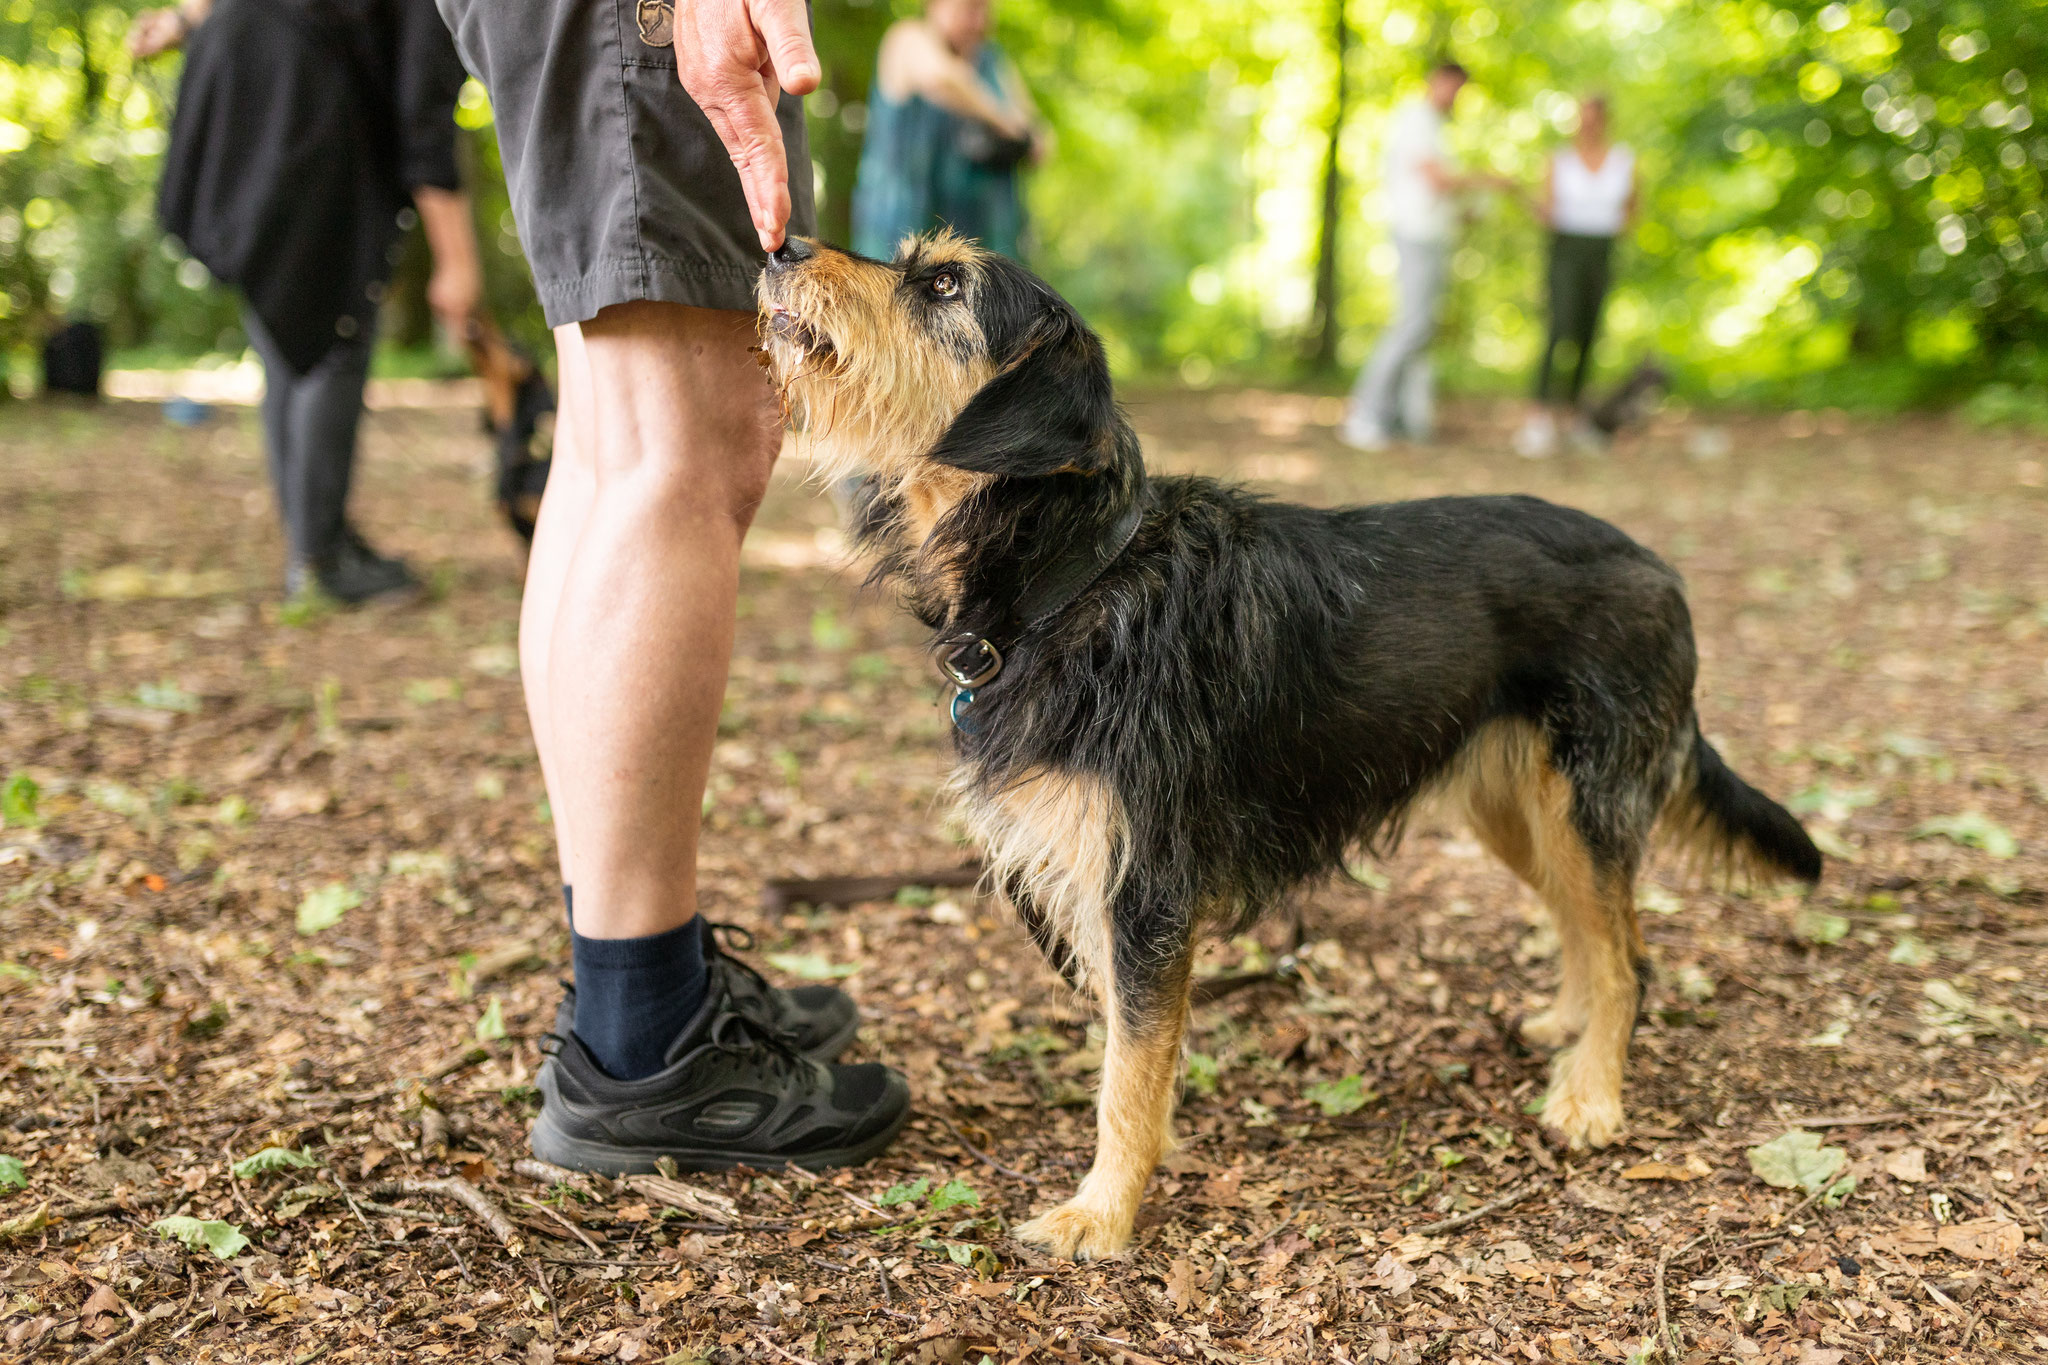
[{"x1": 935, "y1": 636, "x2": 1004, "y2": 689}]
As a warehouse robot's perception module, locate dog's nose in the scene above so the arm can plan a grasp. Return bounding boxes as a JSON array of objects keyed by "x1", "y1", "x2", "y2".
[{"x1": 768, "y1": 237, "x2": 813, "y2": 270}]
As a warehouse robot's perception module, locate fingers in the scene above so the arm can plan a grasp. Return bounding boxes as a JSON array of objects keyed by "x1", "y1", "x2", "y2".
[
  {"x1": 749, "y1": 0, "x2": 819, "y2": 96},
  {"x1": 697, "y1": 86, "x2": 792, "y2": 251},
  {"x1": 676, "y1": 0, "x2": 805, "y2": 251}
]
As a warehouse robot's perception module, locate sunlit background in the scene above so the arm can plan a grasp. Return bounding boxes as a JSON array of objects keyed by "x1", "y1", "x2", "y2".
[{"x1": 3, "y1": 0, "x2": 2044, "y2": 415}]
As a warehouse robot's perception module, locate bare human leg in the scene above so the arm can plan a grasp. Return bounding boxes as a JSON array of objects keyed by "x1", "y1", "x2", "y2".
[{"x1": 525, "y1": 301, "x2": 778, "y2": 941}]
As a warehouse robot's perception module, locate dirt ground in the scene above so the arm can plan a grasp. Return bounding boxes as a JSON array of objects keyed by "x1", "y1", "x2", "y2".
[{"x1": 3, "y1": 385, "x2": 2046, "y2": 1365}]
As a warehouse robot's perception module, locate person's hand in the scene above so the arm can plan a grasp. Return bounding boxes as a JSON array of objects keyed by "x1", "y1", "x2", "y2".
[
  {"x1": 128, "y1": 6, "x2": 189, "y2": 58},
  {"x1": 426, "y1": 257, "x2": 484, "y2": 333},
  {"x1": 674, "y1": 0, "x2": 821, "y2": 252}
]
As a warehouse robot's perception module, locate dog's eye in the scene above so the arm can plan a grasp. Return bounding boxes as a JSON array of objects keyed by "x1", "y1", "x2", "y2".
[{"x1": 931, "y1": 270, "x2": 959, "y2": 298}]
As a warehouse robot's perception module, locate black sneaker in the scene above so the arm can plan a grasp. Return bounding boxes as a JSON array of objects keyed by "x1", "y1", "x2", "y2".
[
  {"x1": 550, "y1": 921, "x2": 860, "y2": 1061},
  {"x1": 531, "y1": 989, "x2": 910, "y2": 1174},
  {"x1": 287, "y1": 528, "x2": 420, "y2": 605}
]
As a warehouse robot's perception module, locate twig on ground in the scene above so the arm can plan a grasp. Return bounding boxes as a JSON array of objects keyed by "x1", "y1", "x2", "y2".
[
  {"x1": 365, "y1": 1177, "x2": 520, "y2": 1249},
  {"x1": 621, "y1": 1172, "x2": 742, "y2": 1226},
  {"x1": 49, "y1": 1191, "x2": 170, "y2": 1222},
  {"x1": 1411, "y1": 1179, "x2": 1546, "y2": 1236},
  {"x1": 752, "y1": 1331, "x2": 823, "y2": 1365},
  {"x1": 537, "y1": 1256, "x2": 688, "y2": 1268},
  {"x1": 761, "y1": 863, "x2": 982, "y2": 913},
  {"x1": 321, "y1": 1164, "x2": 374, "y2": 1231},
  {"x1": 76, "y1": 1302, "x2": 178, "y2": 1365},
  {"x1": 519, "y1": 1195, "x2": 603, "y2": 1253},
  {"x1": 514, "y1": 1157, "x2": 600, "y2": 1196},
  {"x1": 354, "y1": 1199, "x2": 461, "y2": 1225},
  {"x1": 939, "y1": 1114, "x2": 1042, "y2": 1185},
  {"x1": 875, "y1": 1256, "x2": 893, "y2": 1310},
  {"x1": 530, "y1": 1257, "x2": 561, "y2": 1335},
  {"x1": 1653, "y1": 1234, "x2": 1709, "y2": 1361}
]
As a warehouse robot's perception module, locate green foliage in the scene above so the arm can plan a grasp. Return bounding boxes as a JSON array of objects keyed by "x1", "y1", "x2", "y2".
[
  {"x1": 763, "y1": 951, "x2": 859, "y2": 980},
  {"x1": 230, "y1": 1146, "x2": 316, "y2": 1180},
  {"x1": 1910, "y1": 811, "x2": 2019, "y2": 857},
  {"x1": 0, "y1": 1154, "x2": 26, "y2": 1190},
  {"x1": 927, "y1": 1178, "x2": 981, "y2": 1211},
  {"x1": 1303, "y1": 1072, "x2": 1378, "y2": 1116},
  {"x1": 1185, "y1": 1051, "x2": 1221, "y2": 1096},
  {"x1": 1745, "y1": 1129, "x2": 1848, "y2": 1195},
  {"x1": 150, "y1": 1214, "x2": 249, "y2": 1259},
  {"x1": 8, "y1": 0, "x2": 2045, "y2": 399},
  {"x1": 875, "y1": 1176, "x2": 930, "y2": 1208},
  {"x1": 474, "y1": 995, "x2": 507, "y2": 1043},
  {"x1": 0, "y1": 772, "x2": 39, "y2": 827},
  {"x1": 295, "y1": 882, "x2": 361, "y2": 935}
]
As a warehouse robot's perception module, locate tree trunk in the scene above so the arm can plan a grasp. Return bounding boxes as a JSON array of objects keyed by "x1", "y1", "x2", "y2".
[{"x1": 1306, "y1": 0, "x2": 1351, "y2": 372}]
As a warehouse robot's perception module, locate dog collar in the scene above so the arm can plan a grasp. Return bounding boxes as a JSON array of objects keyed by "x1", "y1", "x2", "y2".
[{"x1": 934, "y1": 476, "x2": 1147, "y2": 731}]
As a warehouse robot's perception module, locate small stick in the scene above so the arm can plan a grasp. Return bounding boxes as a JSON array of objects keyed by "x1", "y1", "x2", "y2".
[
  {"x1": 78, "y1": 1302, "x2": 178, "y2": 1364},
  {"x1": 752, "y1": 1331, "x2": 823, "y2": 1365},
  {"x1": 1411, "y1": 1179, "x2": 1545, "y2": 1236},
  {"x1": 876, "y1": 1257, "x2": 893, "y2": 1310},
  {"x1": 49, "y1": 1191, "x2": 170, "y2": 1221},
  {"x1": 366, "y1": 1178, "x2": 519, "y2": 1249},
  {"x1": 530, "y1": 1256, "x2": 561, "y2": 1335},
  {"x1": 519, "y1": 1196, "x2": 603, "y2": 1253},
  {"x1": 1654, "y1": 1234, "x2": 1708, "y2": 1361},
  {"x1": 353, "y1": 1200, "x2": 461, "y2": 1225},
  {"x1": 322, "y1": 1163, "x2": 374, "y2": 1231},
  {"x1": 514, "y1": 1157, "x2": 598, "y2": 1196},
  {"x1": 939, "y1": 1114, "x2": 1042, "y2": 1186}
]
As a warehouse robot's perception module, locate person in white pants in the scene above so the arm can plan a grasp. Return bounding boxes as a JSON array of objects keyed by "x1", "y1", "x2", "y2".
[{"x1": 1343, "y1": 61, "x2": 1505, "y2": 452}]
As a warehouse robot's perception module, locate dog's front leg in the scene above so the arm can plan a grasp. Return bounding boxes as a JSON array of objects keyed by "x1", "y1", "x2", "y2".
[{"x1": 1015, "y1": 951, "x2": 1190, "y2": 1261}]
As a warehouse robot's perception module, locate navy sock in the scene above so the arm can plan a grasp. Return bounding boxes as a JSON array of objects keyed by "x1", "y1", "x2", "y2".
[
  {"x1": 571, "y1": 916, "x2": 708, "y2": 1081},
  {"x1": 562, "y1": 884, "x2": 573, "y2": 929}
]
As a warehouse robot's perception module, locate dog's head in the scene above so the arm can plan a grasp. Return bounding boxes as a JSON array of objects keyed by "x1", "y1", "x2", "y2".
[{"x1": 756, "y1": 233, "x2": 1122, "y2": 535}]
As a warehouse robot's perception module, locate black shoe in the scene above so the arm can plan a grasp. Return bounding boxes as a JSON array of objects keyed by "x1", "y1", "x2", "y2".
[
  {"x1": 531, "y1": 987, "x2": 910, "y2": 1174},
  {"x1": 550, "y1": 921, "x2": 860, "y2": 1061},
  {"x1": 287, "y1": 528, "x2": 420, "y2": 605}
]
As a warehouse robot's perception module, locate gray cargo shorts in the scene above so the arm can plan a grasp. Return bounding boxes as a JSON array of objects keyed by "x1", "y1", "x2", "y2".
[{"x1": 437, "y1": 0, "x2": 815, "y2": 326}]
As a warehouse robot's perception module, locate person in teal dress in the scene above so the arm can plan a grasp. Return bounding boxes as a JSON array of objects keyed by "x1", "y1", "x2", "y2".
[{"x1": 851, "y1": 0, "x2": 1042, "y2": 261}]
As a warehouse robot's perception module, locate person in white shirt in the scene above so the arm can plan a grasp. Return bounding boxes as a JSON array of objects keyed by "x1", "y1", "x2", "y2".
[
  {"x1": 1515, "y1": 94, "x2": 1638, "y2": 458},
  {"x1": 1343, "y1": 61, "x2": 1506, "y2": 451}
]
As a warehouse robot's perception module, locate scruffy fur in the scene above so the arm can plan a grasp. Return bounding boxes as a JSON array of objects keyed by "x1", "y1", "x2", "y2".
[{"x1": 757, "y1": 234, "x2": 1823, "y2": 1262}]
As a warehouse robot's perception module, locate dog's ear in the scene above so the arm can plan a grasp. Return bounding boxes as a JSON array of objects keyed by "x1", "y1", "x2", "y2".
[{"x1": 926, "y1": 308, "x2": 1116, "y2": 476}]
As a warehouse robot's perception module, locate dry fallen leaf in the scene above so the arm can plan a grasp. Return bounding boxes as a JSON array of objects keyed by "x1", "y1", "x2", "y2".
[
  {"x1": 1621, "y1": 1154, "x2": 1713, "y2": 1182},
  {"x1": 1165, "y1": 1257, "x2": 1199, "y2": 1315},
  {"x1": 79, "y1": 1284, "x2": 126, "y2": 1339},
  {"x1": 1870, "y1": 1223, "x2": 1940, "y2": 1258},
  {"x1": 1881, "y1": 1147, "x2": 1928, "y2": 1184},
  {"x1": 1937, "y1": 1218, "x2": 2024, "y2": 1262},
  {"x1": 1564, "y1": 1180, "x2": 1633, "y2": 1214},
  {"x1": 1369, "y1": 1252, "x2": 1418, "y2": 1294}
]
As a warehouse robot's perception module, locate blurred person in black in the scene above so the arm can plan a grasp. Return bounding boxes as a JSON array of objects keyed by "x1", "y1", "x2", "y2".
[{"x1": 131, "y1": 0, "x2": 484, "y2": 604}]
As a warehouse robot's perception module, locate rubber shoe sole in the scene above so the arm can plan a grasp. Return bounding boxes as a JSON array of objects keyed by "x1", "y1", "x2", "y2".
[{"x1": 528, "y1": 1087, "x2": 911, "y2": 1176}]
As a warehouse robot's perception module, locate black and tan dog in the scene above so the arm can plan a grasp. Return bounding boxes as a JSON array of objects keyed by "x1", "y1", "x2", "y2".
[{"x1": 756, "y1": 233, "x2": 1821, "y2": 1261}]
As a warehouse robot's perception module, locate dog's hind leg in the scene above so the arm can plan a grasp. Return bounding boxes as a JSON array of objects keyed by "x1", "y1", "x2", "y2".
[
  {"x1": 1524, "y1": 763, "x2": 1644, "y2": 1150},
  {"x1": 1464, "y1": 724, "x2": 1644, "y2": 1148},
  {"x1": 1014, "y1": 919, "x2": 1192, "y2": 1262}
]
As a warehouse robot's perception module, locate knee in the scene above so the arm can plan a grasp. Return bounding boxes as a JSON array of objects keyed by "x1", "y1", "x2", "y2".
[{"x1": 618, "y1": 417, "x2": 780, "y2": 530}]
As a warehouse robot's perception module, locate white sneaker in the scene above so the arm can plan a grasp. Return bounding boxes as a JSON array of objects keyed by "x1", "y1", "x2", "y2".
[
  {"x1": 1514, "y1": 413, "x2": 1557, "y2": 459},
  {"x1": 1340, "y1": 414, "x2": 1391, "y2": 452},
  {"x1": 1566, "y1": 420, "x2": 1609, "y2": 455}
]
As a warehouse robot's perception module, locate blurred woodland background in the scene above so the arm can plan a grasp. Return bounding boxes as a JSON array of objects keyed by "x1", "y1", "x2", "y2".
[{"x1": 4, "y1": 0, "x2": 2046, "y2": 414}]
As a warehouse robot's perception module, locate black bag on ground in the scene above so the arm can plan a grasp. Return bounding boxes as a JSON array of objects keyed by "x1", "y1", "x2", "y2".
[{"x1": 42, "y1": 321, "x2": 104, "y2": 397}]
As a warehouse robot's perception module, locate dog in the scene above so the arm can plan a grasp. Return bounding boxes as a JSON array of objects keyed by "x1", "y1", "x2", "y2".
[{"x1": 755, "y1": 232, "x2": 1822, "y2": 1261}]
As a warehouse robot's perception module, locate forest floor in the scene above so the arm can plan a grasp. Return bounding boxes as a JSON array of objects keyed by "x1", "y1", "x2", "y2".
[{"x1": 2, "y1": 385, "x2": 2046, "y2": 1365}]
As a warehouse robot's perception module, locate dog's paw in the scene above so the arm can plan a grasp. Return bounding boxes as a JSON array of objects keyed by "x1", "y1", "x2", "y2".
[
  {"x1": 1014, "y1": 1201, "x2": 1132, "y2": 1262},
  {"x1": 1518, "y1": 1008, "x2": 1578, "y2": 1050},
  {"x1": 1540, "y1": 1061, "x2": 1625, "y2": 1151}
]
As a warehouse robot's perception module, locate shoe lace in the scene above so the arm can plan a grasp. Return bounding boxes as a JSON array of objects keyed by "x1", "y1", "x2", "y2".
[
  {"x1": 705, "y1": 921, "x2": 770, "y2": 993},
  {"x1": 704, "y1": 1007, "x2": 808, "y2": 1083}
]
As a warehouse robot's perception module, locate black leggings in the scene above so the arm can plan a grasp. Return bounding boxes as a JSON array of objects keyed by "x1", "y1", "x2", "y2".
[
  {"x1": 1534, "y1": 231, "x2": 1614, "y2": 405},
  {"x1": 244, "y1": 308, "x2": 373, "y2": 567}
]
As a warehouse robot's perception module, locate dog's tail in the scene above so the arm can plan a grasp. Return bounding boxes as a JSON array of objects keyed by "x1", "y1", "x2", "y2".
[{"x1": 1660, "y1": 725, "x2": 1822, "y2": 886}]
